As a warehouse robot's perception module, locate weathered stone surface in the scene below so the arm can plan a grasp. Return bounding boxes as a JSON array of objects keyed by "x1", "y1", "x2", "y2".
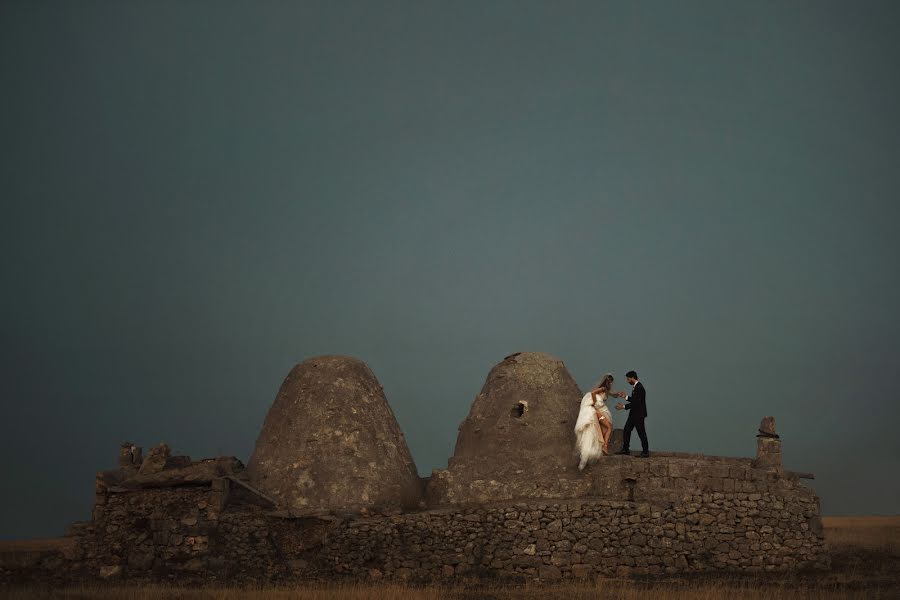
[
  {"x1": 609, "y1": 428, "x2": 625, "y2": 454},
  {"x1": 7, "y1": 451, "x2": 828, "y2": 586},
  {"x1": 758, "y1": 416, "x2": 779, "y2": 438},
  {"x1": 454, "y1": 352, "x2": 580, "y2": 463},
  {"x1": 100, "y1": 456, "x2": 244, "y2": 490},
  {"x1": 98, "y1": 565, "x2": 121, "y2": 579},
  {"x1": 139, "y1": 443, "x2": 170, "y2": 475},
  {"x1": 246, "y1": 355, "x2": 422, "y2": 512},
  {"x1": 754, "y1": 437, "x2": 782, "y2": 469},
  {"x1": 428, "y1": 352, "x2": 583, "y2": 504}
]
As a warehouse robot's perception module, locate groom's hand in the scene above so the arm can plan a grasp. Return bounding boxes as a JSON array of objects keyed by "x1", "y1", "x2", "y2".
[{"x1": 615, "y1": 403, "x2": 625, "y2": 410}]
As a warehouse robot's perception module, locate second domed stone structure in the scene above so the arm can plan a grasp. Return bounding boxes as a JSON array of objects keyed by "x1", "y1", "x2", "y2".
[
  {"x1": 246, "y1": 356, "x2": 422, "y2": 512},
  {"x1": 428, "y1": 352, "x2": 591, "y2": 504},
  {"x1": 454, "y1": 352, "x2": 581, "y2": 463}
]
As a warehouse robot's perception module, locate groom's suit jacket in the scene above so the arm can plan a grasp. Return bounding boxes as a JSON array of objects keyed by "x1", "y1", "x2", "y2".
[{"x1": 624, "y1": 382, "x2": 647, "y2": 419}]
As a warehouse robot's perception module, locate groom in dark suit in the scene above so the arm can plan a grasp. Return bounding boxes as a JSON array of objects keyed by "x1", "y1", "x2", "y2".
[{"x1": 615, "y1": 370, "x2": 649, "y2": 458}]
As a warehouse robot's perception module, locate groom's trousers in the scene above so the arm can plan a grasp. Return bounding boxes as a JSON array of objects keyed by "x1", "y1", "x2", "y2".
[{"x1": 622, "y1": 415, "x2": 649, "y2": 454}]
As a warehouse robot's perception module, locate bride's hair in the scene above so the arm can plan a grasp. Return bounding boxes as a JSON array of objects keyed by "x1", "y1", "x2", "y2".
[{"x1": 597, "y1": 373, "x2": 614, "y2": 391}]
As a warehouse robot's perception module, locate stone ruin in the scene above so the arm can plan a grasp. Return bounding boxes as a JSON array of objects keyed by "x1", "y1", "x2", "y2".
[
  {"x1": 246, "y1": 355, "x2": 422, "y2": 512},
  {"x1": 1, "y1": 352, "x2": 829, "y2": 585},
  {"x1": 430, "y1": 353, "x2": 585, "y2": 504}
]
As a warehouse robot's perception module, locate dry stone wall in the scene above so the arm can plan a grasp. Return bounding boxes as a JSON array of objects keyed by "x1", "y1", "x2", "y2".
[
  {"x1": 5, "y1": 452, "x2": 828, "y2": 585},
  {"x1": 287, "y1": 493, "x2": 827, "y2": 581}
]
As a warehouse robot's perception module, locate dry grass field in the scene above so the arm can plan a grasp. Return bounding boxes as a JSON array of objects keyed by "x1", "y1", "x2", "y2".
[
  {"x1": 2, "y1": 516, "x2": 898, "y2": 600},
  {"x1": 822, "y1": 516, "x2": 900, "y2": 553}
]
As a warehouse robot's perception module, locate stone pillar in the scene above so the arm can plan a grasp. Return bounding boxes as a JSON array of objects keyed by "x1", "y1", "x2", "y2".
[
  {"x1": 139, "y1": 443, "x2": 171, "y2": 475},
  {"x1": 753, "y1": 416, "x2": 782, "y2": 469},
  {"x1": 758, "y1": 416, "x2": 779, "y2": 439},
  {"x1": 754, "y1": 437, "x2": 782, "y2": 469}
]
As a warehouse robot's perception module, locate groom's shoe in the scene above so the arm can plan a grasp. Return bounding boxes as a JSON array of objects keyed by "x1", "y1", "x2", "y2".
[
  {"x1": 639, "y1": 452, "x2": 650, "y2": 458},
  {"x1": 614, "y1": 449, "x2": 630, "y2": 456}
]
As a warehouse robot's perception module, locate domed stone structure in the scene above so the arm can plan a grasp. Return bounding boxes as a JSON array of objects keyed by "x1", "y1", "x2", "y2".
[
  {"x1": 427, "y1": 352, "x2": 590, "y2": 504},
  {"x1": 246, "y1": 355, "x2": 422, "y2": 512},
  {"x1": 454, "y1": 352, "x2": 582, "y2": 461}
]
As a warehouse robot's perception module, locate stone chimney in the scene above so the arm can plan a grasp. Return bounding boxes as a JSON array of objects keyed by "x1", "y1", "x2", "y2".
[{"x1": 753, "y1": 416, "x2": 781, "y2": 469}]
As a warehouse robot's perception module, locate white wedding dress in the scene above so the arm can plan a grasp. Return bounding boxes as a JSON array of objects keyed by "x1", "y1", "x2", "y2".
[{"x1": 575, "y1": 390, "x2": 612, "y2": 470}]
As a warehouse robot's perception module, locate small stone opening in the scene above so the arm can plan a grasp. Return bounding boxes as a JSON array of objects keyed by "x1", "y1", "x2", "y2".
[
  {"x1": 510, "y1": 401, "x2": 528, "y2": 418},
  {"x1": 621, "y1": 478, "x2": 636, "y2": 502}
]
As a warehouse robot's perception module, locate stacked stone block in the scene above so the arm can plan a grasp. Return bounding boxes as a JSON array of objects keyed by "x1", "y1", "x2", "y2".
[{"x1": 60, "y1": 483, "x2": 827, "y2": 584}]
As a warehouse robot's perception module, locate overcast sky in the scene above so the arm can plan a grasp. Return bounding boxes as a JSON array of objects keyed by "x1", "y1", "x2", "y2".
[{"x1": 2, "y1": 1, "x2": 898, "y2": 539}]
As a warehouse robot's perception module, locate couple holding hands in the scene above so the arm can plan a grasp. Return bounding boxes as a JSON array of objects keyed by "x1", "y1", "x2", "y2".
[{"x1": 575, "y1": 370, "x2": 649, "y2": 470}]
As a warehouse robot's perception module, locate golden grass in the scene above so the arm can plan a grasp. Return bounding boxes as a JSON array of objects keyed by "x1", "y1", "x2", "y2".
[
  {"x1": 822, "y1": 516, "x2": 900, "y2": 553},
  {"x1": 0, "y1": 582, "x2": 889, "y2": 600},
  {"x1": 0, "y1": 539, "x2": 73, "y2": 570}
]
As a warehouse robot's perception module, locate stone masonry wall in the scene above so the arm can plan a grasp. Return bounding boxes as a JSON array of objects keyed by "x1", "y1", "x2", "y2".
[
  {"x1": 2, "y1": 430, "x2": 829, "y2": 585},
  {"x1": 22, "y1": 462, "x2": 827, "y2": 585},
  {"x1": 427, "y1": 452, "x2": 815, "y2": 507},
  {"x1": 61, "y1": 486, "x2": 219, "y2": 583},
  {"x1": 280, "y1": 494, "x2": 828, "y2": 581}
]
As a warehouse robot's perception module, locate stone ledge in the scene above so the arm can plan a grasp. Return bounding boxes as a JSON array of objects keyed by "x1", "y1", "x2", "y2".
[{"x1": 97, "y1": 457, "x2": 245, "y2": 491}]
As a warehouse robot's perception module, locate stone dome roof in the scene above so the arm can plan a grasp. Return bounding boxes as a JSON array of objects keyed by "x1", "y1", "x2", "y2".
[
  {"x1": 246, "y1": 355, "x2": 422, "y2": 512},
  {"x1": 452, "y1": 352, "x2": 582, "y2": 466}
]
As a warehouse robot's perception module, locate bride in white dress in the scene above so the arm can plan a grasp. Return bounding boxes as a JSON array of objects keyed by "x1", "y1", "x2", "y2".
[{"x1": 575, "y1": 373, "x2": 616, "y2": 470}]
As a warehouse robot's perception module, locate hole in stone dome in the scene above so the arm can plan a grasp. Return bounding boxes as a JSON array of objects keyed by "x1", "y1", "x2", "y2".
[{"x1": 510, "y1": 401, "x2": 528, "y2": 418}]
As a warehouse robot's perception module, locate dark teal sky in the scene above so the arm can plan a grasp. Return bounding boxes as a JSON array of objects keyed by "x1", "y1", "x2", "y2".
[{"x1": 2, "y1": 1, "x2": 898, "y2": 539}]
